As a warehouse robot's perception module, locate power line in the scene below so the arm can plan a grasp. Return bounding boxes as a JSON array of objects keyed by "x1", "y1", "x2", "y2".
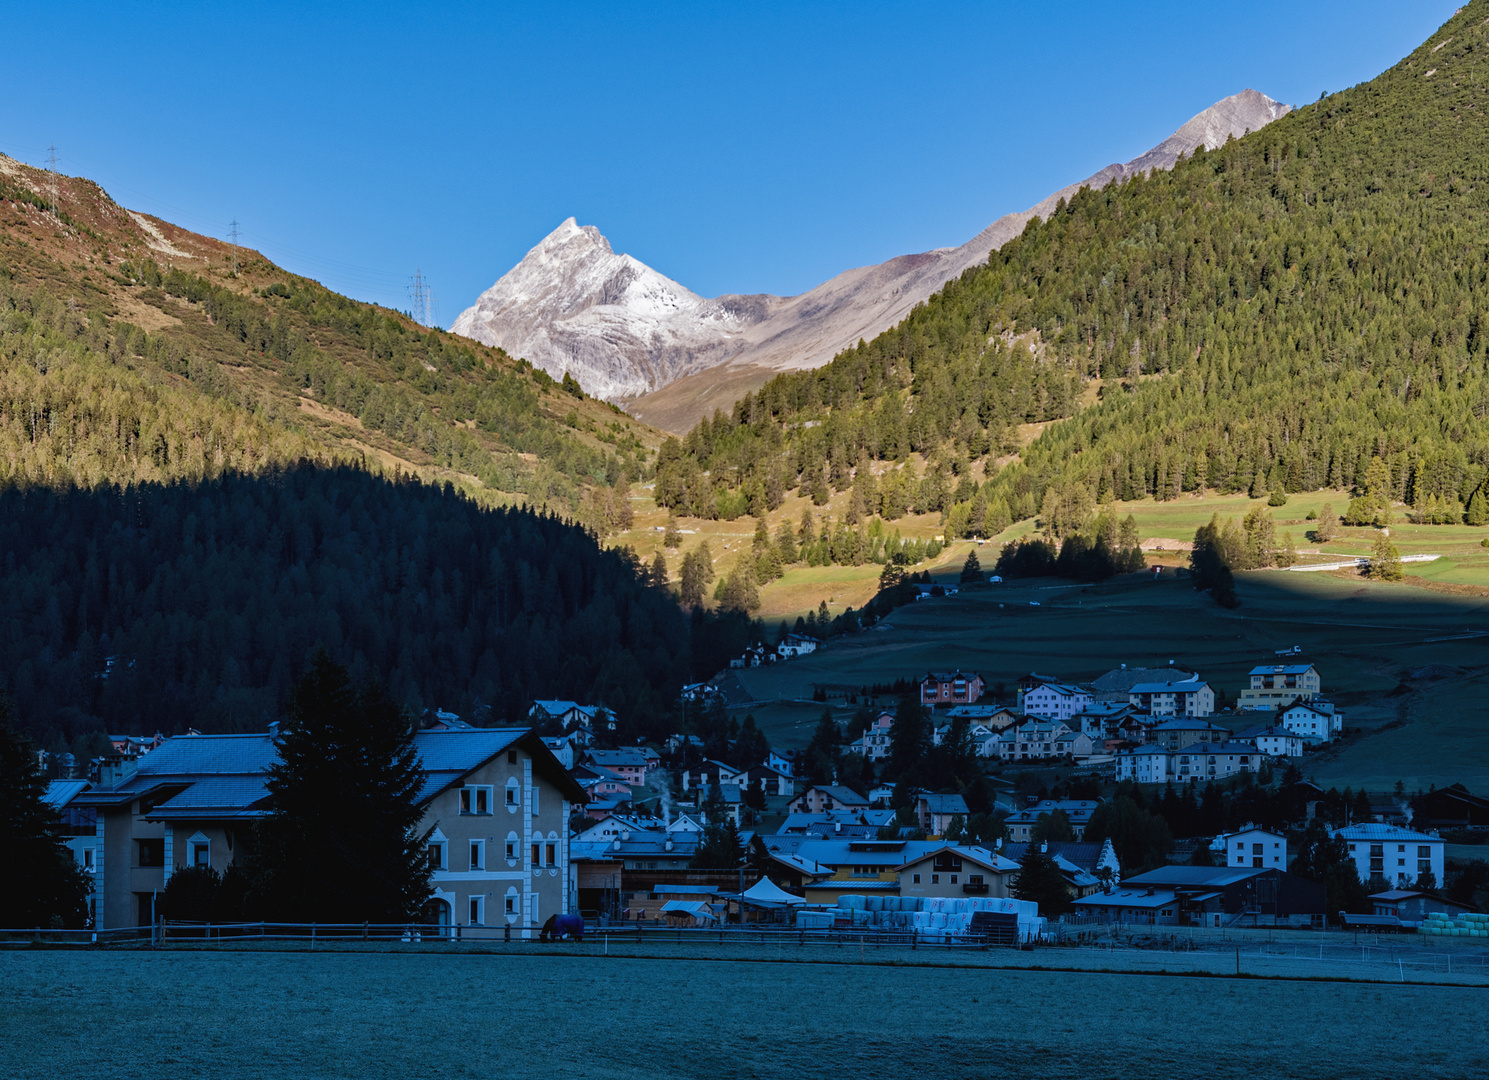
[
  {"x1": 228, "y1": 218, "x2": 240, "y2": 275},
  {"x1": 409, "y1": 267, "x2": 434, "y2": 327}
]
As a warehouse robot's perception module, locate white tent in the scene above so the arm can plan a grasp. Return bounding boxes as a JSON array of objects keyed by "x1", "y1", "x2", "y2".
[{"x1": 742, "y1": 877, "x2": 807, "y2": 906}]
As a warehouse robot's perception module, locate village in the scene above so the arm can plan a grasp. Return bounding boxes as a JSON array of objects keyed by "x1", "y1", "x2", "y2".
[{"x1": 40, "y1": 656, "x2": 1489, "y2": 945}]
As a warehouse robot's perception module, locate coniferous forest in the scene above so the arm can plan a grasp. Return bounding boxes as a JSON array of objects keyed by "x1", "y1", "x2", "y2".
[
  {"x1": 654, "y1": 7, "x2": 1489, "y2": 535},
  {"x1": 0, "y1": 466, "x2": 741, "y2": 754}
]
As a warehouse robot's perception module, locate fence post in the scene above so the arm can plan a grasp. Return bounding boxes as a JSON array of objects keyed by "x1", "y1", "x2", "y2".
[
  {"x1": 505, "y1": 924, "x2": 511, "y2": 943},
  {"x1": 912, "y1": 930, "x2": 917, "y2": 951},
  {"x1": 363, "y1": 922, "x2": 368, "y2": 942},
  {"x1": 311, "y1": 922, "x2": 316, "y2": 950}
]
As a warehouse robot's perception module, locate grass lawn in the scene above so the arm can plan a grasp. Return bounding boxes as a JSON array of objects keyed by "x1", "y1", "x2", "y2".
[
  {"x1": 737, "y1": 568, "x2": 1489, "y2": 792},
  {"x1": 3, "y1": 950, "x2": 1486, "y2": 1080}
]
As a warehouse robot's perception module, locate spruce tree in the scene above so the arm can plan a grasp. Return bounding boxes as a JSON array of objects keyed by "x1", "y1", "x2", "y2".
[
  {"x1": 0, "y1": 699, "x2": 89, "y2": 928},
  {"x1": 1011, "y1": 843, "x2": 1072, "y2": 916},
  {"x1": 650, "y1": 550, "x2": 669, "y2": 587},
  {"x1": 959, "y1": 549, "x2": 983, "y2": 584},
  {"x1": 1369, "y1": 532, "x2": 1403, "y2": 581},
  {"x1": 253, "y1": 652, "x2": 430, "y2": 923}
]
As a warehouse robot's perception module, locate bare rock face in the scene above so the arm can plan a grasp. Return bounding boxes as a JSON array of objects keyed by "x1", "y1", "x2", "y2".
[
  {"x1": 451, "y1": 219, "x2": 778, "y2": 400},
  {"x1": 453, "y1": 90, "x2": 1290, "y2": 423}
]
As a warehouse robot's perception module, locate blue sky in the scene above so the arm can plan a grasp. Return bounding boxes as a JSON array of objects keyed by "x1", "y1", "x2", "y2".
[{"x1": 0, "y1": 2, "x2": 1460, "y2": 322}]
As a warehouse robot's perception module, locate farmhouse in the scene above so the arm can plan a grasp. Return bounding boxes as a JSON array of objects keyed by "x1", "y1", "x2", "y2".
[
  {"x1": 583, "y1": 748, "x2": 651, "y2": 785},
  {"x1": 1333, "y1": 824, "x2": 1444, "y2": 887},
  {"x1": 775, "y1": 633, "x2": 819, "y2": 659},
  {"x1": 681, "y1": 759, "x2": 742, "y2": 792},
  {"x1": 1239, "y1": 664, "x2": 1321, "y2": 710}
]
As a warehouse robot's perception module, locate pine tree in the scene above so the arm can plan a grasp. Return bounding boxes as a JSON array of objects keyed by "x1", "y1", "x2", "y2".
[
  {"x1": 251, "y1": 652, "x2": 430, "y2": 923},
  {"x1": 959, "y1": 549, "x2": 983, "y2": 584},
  {"x1": 804, "y1": 709, "x2": 842, "y2": 784},
  {"x1": 1313, "y1": 503, "x2": 1337, "y2": 543},
  {"x1": 1277, "y1": 530, "x2": 1299, "y2": 568},
  {"x1": 650, "y1": 550, "x2": 669, "y2": 587},
  {"x1": 1468, "y1": 487, "x2": 1489, "y2": 527},
  {"x1": 1010, "y1": 843, "x2": 1072, "y2": 916},
  {"x1": 0, "y1": 699, "x2": 90, "y2": 928},
  {"x1": 887, "y1": 692, "x2": 930, "y2": 780},
  {"x1": 1369, "y1": 532, "x2": 1403, "y2": 581}
]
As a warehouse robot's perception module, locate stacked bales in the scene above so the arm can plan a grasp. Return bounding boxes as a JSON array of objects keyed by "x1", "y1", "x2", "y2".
[{"x1": 1421, "y1": 912, "x2": 1489, "y2": 937}]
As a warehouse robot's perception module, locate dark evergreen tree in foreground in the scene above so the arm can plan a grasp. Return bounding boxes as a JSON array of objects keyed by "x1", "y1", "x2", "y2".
[
  {"x1": 0, "y1": 698, "x2": 89, "y2": 928},
  {"x1": 1010, "y1": 843, "x2": 1071, "y2": 917},
  {"x1": 250, "y1": 653, "x2": 430, "y2": 923},
  {"x1": 1290, "y1": 821, "x2": 1371, "y2": 922}
]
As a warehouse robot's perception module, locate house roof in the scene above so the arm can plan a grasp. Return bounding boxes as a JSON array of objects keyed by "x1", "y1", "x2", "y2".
[
  {"x1": 924, "y1": 671, "x2": 982, "y2": 682},
  {"x1": 1129, "y1": 682, "x2": 1210, "y2": 695},
  {"x1": 1177, "y1": 741, "x2": 1264, "y2": 755},
  {"x1": 797, "y1": 785, "x2": 868, "y2": 806},
  {"x1": 1249, "y1": 664, "x2": 1316, "y2": 675},
  {"x1": 1150, "y1": 718, "x2": 1223, "y2": 731},
  {"x1": 917, "y1": 793, "x2": 969, "y2": 815},
  {"x1": 1026, "y1": 681, "x2": 1088, "y2": 698},
  {"x1": 1123, "y1": 865, "x2": 1265, "y2": 888},
  {"x1": 1334, "y1": 824, "x2": 1442, "y2": 843},
  {"x1": 416, "y1": 729, "x2": 588, "y2": 804},
  {"x1": 585, "y1": 749, "x2": 649, "y2": 769},
  {"x1": 1090, "y1": 667, "x2": 1197, "y2": 693},
  {"x1": 1073, "y1": 888, "x2": 1179, "y2": 910},
  {"x1": 898, "y1": 844, "x2": 1019, "y2": 873},
  {"x1": 42, "y1": 779, "x2": 89, "y2": 808},
  {"x1": 1001, "y1": 841, "x2": 1108, "y2": 873}
]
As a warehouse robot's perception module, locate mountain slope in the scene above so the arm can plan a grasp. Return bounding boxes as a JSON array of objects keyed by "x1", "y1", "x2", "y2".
[
  {"x1": 451, "y1": 217, "x2": 779, "y2": 399},
  {"x1": 650, "y1": 3, "x2": 1489, "y2": 538},
  {"x1": 0, "y1": 155, "x2": 653, "y2": 513},
  {"x1": 454, "y1": 91, "x2": 1289, "y2": 431}
]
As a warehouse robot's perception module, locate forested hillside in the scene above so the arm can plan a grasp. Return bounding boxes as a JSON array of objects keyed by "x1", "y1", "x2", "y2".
[
  {"x1": 0, "y1": 157, "x2": 649, "y2": 523},
  {"x1": 654, "y1": 3, "x2": 1489, "y2": 537},
  {"x1": 0, "y1": 467, "x2": 751, "y2": 756}
]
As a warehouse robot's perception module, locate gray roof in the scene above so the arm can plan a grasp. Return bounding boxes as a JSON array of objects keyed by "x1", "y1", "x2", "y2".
[
  {"x1": 1002, "y1": 841, "x2": 1106, "y2": 872},
  {"x1": 42, "y1": 779, "x2": 89, "y2": 808},
  {"x1": 799, "y1": 785, "x2": 868, "y2": 806},
  {"x1": 1150, "y1": 718, "x2": 1223, "y2": 731},
  {"x1": 1128, "y1": 681, "x2": 1208, "y2": 695},
  {"x1": 1073, "y1": 889, "x2": 1179, "y2": 910},
  {"x1": 1334, "y1": 824, "x2": 1441, "y2": 843},
  {"x1": 1089, "y1": 666, "x2": 1196, "y2": 697},
  {"x1": 1123, "y1": 865, "x2": 1266, "y2": 888},
  {"x1": 1248, "y1": 664, "x2": 1316, "y2": 675},
  {"x1": 917, "y1": 793, "x2": 969, "y2": 815}
]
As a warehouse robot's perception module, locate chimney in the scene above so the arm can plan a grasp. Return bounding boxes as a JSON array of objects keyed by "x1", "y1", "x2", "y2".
[
  {"x1": 834, "y1": 821, "x2": 841, "y2": 833},
  {"x1": 1040, "y1": 841, "x2": 1048, "y2": 854},
  {"x1": 97, "y1": 755, "x2": 137, "y2": 790},
  {"x1": 268, "y1": 721, "x2": 281, "y2": 740}
]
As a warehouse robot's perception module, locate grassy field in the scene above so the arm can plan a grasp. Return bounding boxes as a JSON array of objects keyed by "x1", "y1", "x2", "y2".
[
  {"x1": 732, "y1": 567, "x2": 1489, "y2": 792},
  {"x1": 3, "y1": 950, "x2": 1486, "y2": 1079}
]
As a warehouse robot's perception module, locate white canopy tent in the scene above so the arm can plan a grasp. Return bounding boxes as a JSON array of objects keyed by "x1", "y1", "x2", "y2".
[{"x1": 741, "y1": 877, "x2": 807, "y2": 907}]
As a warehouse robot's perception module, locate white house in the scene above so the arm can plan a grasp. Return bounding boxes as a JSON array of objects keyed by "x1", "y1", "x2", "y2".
[
  {"x1": 1239, "y1": 664, "x2": 1321, "y2": 710},
  {"x1": 1276, "y1": 699, "x2": 1340, "y2": 743},
  {"x1": 1003, "y1": 799, "x2": 1101, "y2": 842},
  {"x1": 1235, "y1": 725, "x2": 1305, "y2": 758},
  {"x1": 852, "y1": 712, "x2": 895, "y2": 762},
  {"x1": 1127, "y1": 679, "x2": 1215, "y2": 718},
  {"x1": 1168, "y1": 742, "x2": 1261, "y2": 782},
  {"x1": 776, "y1": 633, "x2": 820, "y2": 659},
  {"x1": 1020, "y1": 680, "x2": 1092, "y2": 721},
  {"x1": 1334, "y1": 824, "x2": 1444, "y2": 887},
  {"x1": 1213, "y1": 827, "x2": 1288, "y2": 871},
  {"x1": 681, "y1": 759, "x2": 743, "y2": 792},
  {"x1": 1114, "y1": 744, "x2": 1172, "y2": 784}
]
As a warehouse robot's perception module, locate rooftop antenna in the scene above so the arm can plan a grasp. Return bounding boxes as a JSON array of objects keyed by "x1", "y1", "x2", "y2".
[{"x1": 227, "y1": 218, "x2": 240, "y2": 275}]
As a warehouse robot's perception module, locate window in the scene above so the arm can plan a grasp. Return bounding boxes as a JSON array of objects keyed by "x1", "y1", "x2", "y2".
[
  {"x1": 460, "y1": 786, "x2": 493, "y2": 815},
  {"x1": 950, "y1": 875, "x2": 958, "y2": 884},
  {"x1": 1397, "y1": 845, "x2": 1406, "y2": 853},
  {"x1": 505, "y1": 780, "x2": 520, "y2": 807},
  {"x1": 191, "y1": 842, "x2": 210, "y2": 867},
  {"x1": 546, "y1": 842, "x2": 557, "y2": 866},
  {"x1": 470, "y1": 840, "x2": 485, "y2": 871},
  {"x1": 468, "y1": 895, "x2": 485, "y2": 926},
  {"x1": 508, "y1": 750, "x2": 518, "y2": 764},
  {"x1": 1398, "y1": 859, "x2": 1406, "y2": 867},
  {"x1": 1252, "y1": 843, "x2": 1263, "y2": 855},
  {"x1": 505, "y1": 894, "x2": 517, "y2": 915},
  {"x1": 137, "y1": 838, "x2": 164, "y2": 867},
  {"x1": 532, "y1": 843, "x2": 542, "y2": 867},
  {"x1": 931, "y1": 875, "x2": 939, "y2": 885},
  {"x1": 427, "y1": 841, "x2": 447, "y2": 871},
  {"x1": 1235, "y1": 842, "x2": 1244, "y2": 850},
  {"x1": 83, "y1": 848, "x2": 94, "y2": 870},
  {"x1": 1418, "y1": 846, "x2": 1431, "y2": 858},
  {"x1": 505, "y1": 839, "x2": 517, "y2": 863},
  {"x1": 913, "y1": 874, "x2": 921, "y2": 884}
]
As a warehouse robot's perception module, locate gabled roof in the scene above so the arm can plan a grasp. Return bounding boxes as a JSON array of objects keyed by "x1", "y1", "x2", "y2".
[
  {"x1": 1249, "y1": 664, "x2": 1316, "y2": 675},
  {"x1": 585, "y1": 748, "x2": 649, "y2": 769},
  {"x1": 796, "y1": 785, "x2": 868, "y2": 806},
  {"x1": 417, "y1": 729, "x2": 586, "y2": 804},
  {"x1": 1176, "y1": 741, "x2": 1264, "y2": 755},
  {"x1": 897, "y1": 843, "x2": 1019, "y2": 873},
  {"x1": 1124, "y1": 865, "x2": 1266, "y2": 887},
  {"x1": 1334, "y1": 823, "x2": 1441, "y2": 843},
  {"x1": 917, "y1": 793, "x2": 969, "y2": 814},
  {"x1": 1129, "y1": 681, "x2": 1211, "y2": 695},
  {"x1": 1090, "y1": 667, "x2": 1197, "y2": 693},
  {"x1": 1150, "y1": 718, "x2": 1223, "y2": 730},
  {"x1": 1073, "y1": 888, "x2": 1179, "y2": 909}
]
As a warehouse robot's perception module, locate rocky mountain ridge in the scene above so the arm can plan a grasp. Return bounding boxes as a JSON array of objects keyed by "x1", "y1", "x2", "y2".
[{"x1": 453, "y1": 89, "x2": 1291, "y2": 429}]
